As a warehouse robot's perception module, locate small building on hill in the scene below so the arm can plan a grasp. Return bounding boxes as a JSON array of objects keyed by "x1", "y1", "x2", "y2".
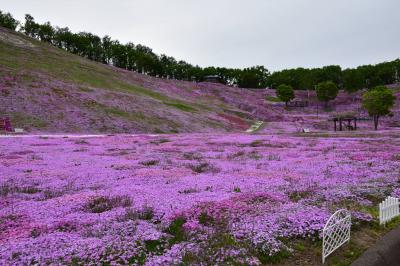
[{"x1": 204, "y1": 75, "x2": 221, "y2": 83}]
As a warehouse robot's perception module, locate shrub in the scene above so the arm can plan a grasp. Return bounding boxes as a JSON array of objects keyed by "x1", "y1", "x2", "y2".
[
  {"x1": 138, "y1": 206, "x2": 155, "y2": 220},
  {"x1": 248, "y1": 151, "x2": 262, "y2": 160},
  {"x1": 122, "y1": 206, "x2": 154, "y2": 221},
  {"x1": 84, "y1": 195, "x2": 132, "y2": 213},
  {"x1": 75, "y1": 139, "x2": 89, "y2": 145},
  {"x1": 205, "y1": 186, "x2": 213, "y2": 192},
  {"x1": 179, "y1": 187, "x2": 200, "y2": 194},
  {"x1": 183, "y1": 152, "x2": 203, "y2": 160},
  {"x1": 257, "y1": 248, "x2": 291, "y2": 264},
  {"x1": 140, "y1": 160, "x2": 159, "y2": 166},
  {"x1": 198, "y1": 212, "x2": 215, "y2": 226},
  {"x1": 30, "y1": 227, "x2": 42, "y2": 238},
  {"x1": 144, "y1": 239, "x2": 165, "y2": 254},
  {"x1": 249, "y1": 140, "x2": 263, "y2": 147},
  {"x1": 0, "y1": 184, "x2": 12, "y2": 197},
  {"x1": 55, "y1": 221, "x2": 78, "y2": 232},
  {"x1": 1, "y1": 89, "x2": 10, "y2": 97},
  {"x1": 189, "y1": 162, "x2": 219, "y2": 174},
  {"x1": 166, "y1": 216, "x2": 187, "y2": 244},
  {"x1": 0, "y1": 184, "x2": 41, "y2": 196},
  {"x1": 228, "y1": 151, "x2": 245, "y2": 159},
  {"x1": 181, "y1": 232, "x2": 244, "y2": 265},
  {"x1": 150, "y1": 138, "x2": 170, "y2": 145},
  {"x1": 392, "y1": 154, "x2": 400, "y2": 161},
  {"x1": 267, "y1": 154, "x2": 280, "y2": 161},
  {"x1": 233, "y1": 187, "x2": 241, "y2": 193},
  {"x1": 18, "y1": 186, "x2": 41, "y2": 194}
]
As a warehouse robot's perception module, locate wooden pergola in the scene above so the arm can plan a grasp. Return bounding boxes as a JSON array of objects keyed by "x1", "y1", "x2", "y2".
[
  {"x1": 330, "y1": 116, "x2": 372, "y2": 131},
  {"x1": 332, "y1": 117, "x2": 357, "y2": 131}
]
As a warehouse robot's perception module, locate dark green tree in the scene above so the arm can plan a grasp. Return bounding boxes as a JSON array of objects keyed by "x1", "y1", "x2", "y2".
[
  {"x1": 110, "y1": 41, "x2": 127, "y2": 69},
  {"x1": 21, "y1": 14, "x2": 39, "y2": 38},
  {"x1": 101, "y1": 35, "x2": 114, "y2": 64},
  {"x1": 316, "y1": 81, "x2": 339, "y2": 107},
  {"x1": 343, "y1": 69, "x2": 364, "y2": 94},
  {"x1": 276, "y1": 84, "x2": 295, "y2": 106},
  {"x1": 238, "y1": 71, "x2": 259, "y2": 88},
  {"x1": 135, "y1": 44, "x2": 158, "y2": 74},
  {"x1": 362, "y1": 86, "x2": 396, "y2": 130},
  {"x1": 38, "y1": 22, "x2": 55, "y2": 43},
  {"x1": 125, "y1": 42, "x2": 137, "y2": 71},
  {"x1": 160, "y1": 54, "x2": 178, "y2": 79},
  {"x1": 315, "y1": 65, "x2": 342, "y2": 86},
  {"x1": 53, "y1": 27, "x2": 73, "y2": 51},
  {"x1": 268, "y1": 69, "x2": 297, "y2": 89},
  {"x1": 0, "y1": 11, "x2": 19, "y2": 30},
  {"x1": 238, "y1": 66, "x2": 269, "y2": 88}
]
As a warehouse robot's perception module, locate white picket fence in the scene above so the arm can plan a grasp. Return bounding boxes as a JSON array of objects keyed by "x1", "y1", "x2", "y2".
[
  {"x1": 322, "y1": 209, "x2": 351, "y2": 264},
  {"x1": 379, "y1": 196, "x2": 400, "y2": 225}
]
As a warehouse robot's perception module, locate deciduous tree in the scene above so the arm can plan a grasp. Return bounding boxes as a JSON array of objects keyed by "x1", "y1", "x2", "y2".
[
  {"x1": 316, "y1": 81, "x2": 339, "y2": 107},
  {"x1": 276, "y1": 84, "x2": 295, "y2": 106},
  {"x1": 343, "y1": 69, "x2": 364, "y2": 94},
  {"x1": 362, "y1": 86, "x2": 396, "y2": 130},
  {"x1": 0, "y1": 11, "x2": 19, "y2": 30}
]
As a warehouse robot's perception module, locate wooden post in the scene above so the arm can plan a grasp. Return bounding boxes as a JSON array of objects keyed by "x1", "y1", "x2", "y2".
[
  {"x1": 334, "y1": 119, "x2": 337, "y2": 132},
  {"x1": 348, "y1": 119, "x2": 351, "y2": 130},
  {"x1": 4, "y1": 117, "x2": 12, "y2": 132},
  {"x1": 0, "y1": 118, "x2": 4, "y2": 131},
  {"x1": 339, "y1": 118, "x2": 343, "y2": 131},
  {"x1": 354, "y1": 118, "x2": 357, "y2": 130}
]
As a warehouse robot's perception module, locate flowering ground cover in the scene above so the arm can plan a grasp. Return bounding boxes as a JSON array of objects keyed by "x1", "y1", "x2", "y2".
[{"x1": 1, "y1": 132, "x2": 400, "y2": 265}]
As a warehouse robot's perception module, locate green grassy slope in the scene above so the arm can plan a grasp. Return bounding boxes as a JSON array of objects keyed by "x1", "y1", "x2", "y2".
[{"x1": 0, "y1": 27, "x2": 273, "y2": 133}]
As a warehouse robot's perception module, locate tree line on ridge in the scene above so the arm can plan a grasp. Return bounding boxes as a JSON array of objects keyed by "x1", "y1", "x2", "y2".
[{"x1": 0, "y1": 10, "x2": 399, "y2": 91}]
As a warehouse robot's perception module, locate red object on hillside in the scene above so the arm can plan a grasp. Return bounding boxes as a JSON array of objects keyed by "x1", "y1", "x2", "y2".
[
  {"x1": 217, "y1": 113, "x2": 249, "y2": 130},
  {"x1": 0, "y1": 117, "x2": 13, "y2": 132}
]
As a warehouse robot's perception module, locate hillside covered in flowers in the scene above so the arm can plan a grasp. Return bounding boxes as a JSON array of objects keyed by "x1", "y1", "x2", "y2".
[{"x1": 1, "y1": 26, "x2": 399, "y2": 134}]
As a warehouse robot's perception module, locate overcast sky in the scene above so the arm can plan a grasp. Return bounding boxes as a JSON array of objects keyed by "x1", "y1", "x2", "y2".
[{"x1": 2, "y1": 0, "x2": 400, "y2": 71}]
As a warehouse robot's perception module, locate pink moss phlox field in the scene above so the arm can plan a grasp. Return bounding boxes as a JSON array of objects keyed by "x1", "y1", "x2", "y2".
[
  {"x1": 1, "y1": 133, "x2": 400, "y2": 264},
  {"x1": 2, "y1": 66, "x2": 399, "y2": 134}
]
